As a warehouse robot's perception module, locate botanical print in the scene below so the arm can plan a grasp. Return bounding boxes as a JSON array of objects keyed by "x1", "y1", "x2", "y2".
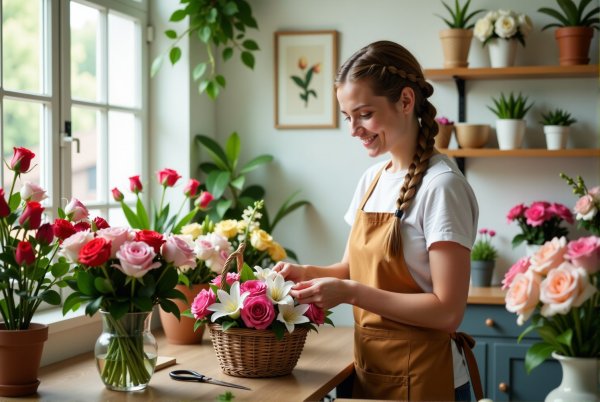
[{"x1": 291, "y1": 56, "x2": 321, "y2": 107}]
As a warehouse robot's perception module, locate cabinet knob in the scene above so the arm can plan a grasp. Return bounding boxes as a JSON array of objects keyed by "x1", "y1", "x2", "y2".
[
  {"x1": 485, "y1": 318, "x2": 494, "y2": 327},
  {"x1": 498, "y1": 382, "x2": 509, "y2": 393}
]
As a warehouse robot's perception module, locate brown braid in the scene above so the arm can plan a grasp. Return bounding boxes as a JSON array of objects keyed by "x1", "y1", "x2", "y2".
[{"x1": 335, "y1": 41, "x2": 438, "y2": 256}]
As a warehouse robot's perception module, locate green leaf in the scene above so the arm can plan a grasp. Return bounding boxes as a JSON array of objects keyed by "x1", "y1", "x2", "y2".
[
  {"x1": 239, "y1": 154, "x2": 273, "y2": 174},
  {"x1": 239, "y1": 184, "x2": 265, "y2": 200},
  {"x1": 160, "y1": 299, "x2": 181, "y2": 320},
  {"x1": 291, "y1": 75, "x2": 305, "y2": 88},
  {"x1": 206, "y1": 81, "x2": 219, "y2": 99},
  {"x1": 206, "y1": 171, "x2": 231, "y2": 199},
  {"x1": 62, "y1": 292, "x2": 82, "y2": 314},
  {"x1": 223, "y1": 2, "x2": 238, "y2": 16},
  {"x1": 225, "y1": 132, "x2": 240, "y2": 171},
  {"x1": 40, "y1": 289, "x2": 61, "y2": 305},
  {"x1": 222, "y1": 47, "x2": 234, "y2": 61},
  {"x1": 222, "y1": 320, "x2": 238, "y2": 331},
  {"x1": 169, "y1": 47, "x2": 182, "y2": 65},
  {"x1": 524, "y1": 342, "x2": 555, "y2": 373},
  {"x1": 215, "y1": 75, "x2": 226, "y2": 88},
  {"x1": 195, "y1": 135, "x2": 230, "y2": 171},
  {"x1": 164, "y1": 29, "x2": 177, "y2": 39},
  {"x1": 240, "y1": 263, "x2": 255, "y2": 282},
  {"x1": 76, "y1": 271, "x2": 96, "y2": 296},
  {"x1": 241, "y1": 51, "x2": 255, "y2": 69},
  {"x1": 136, "y1": 197, "x2": 150, "y2": 229},
  {"x1": 192, "y1": 63, "x2": 208, "y2": 81},
  {"x1": 150, "y1": 56, "x2": 163, "y2": 77},
  {"x1": 216, "y1": 199, "x2": 233, "y2": 219},
  {"x1": 242, "y1": 39, "x2": 259, "y2": 50},
  {"x1": 230, "y1": 176, "x2": 245, "y2": 190},
  {"x1": 94, "y1": 277, "x2": 114, "y2": 294},
  {"x1": 173, "y1": 209, "x2": 199, "y2": 234},
  {"x1": 120, "y1": 201, "x2": 142, "y2": 229},
  {"x1": 9, "y1": 192, "x2": 21, "y2": 211},
  {"x1": 170, "y1": 9, "x2": 188, "y2": 22},
  {"x1": 270, "y1": 199, "x2": 310, "y2": 233},
  {"x1": 198, "y1": 79, "x2": 210, "y2": 94},
  {"x1": 50, "y1": 262, "x2": 70, "y2": 278},
  {"x1": 200, "y1": 26, "x2": 212, "y2": 43},
  {"x1": 85, "y1": 296, "x2": 103, "y2": 317}
]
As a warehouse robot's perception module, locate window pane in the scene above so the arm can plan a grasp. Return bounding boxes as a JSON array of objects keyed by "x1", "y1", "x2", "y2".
[
  {"x1": 70, "y1": 2, "x2": 100, "y2": 101},
  {"x1": 108, "y1": 207, "x2": 129, "y2": 227},
  {"x1": 71, "y1": 106, "x2": 99, "y2": 203},
  {"x1": 2, "y1": 0, "x2": 42, "y2": 93},
  {"x1": 108, "y1": 111, "x2": 138, "y2": 202},
  {"x1": 108, "y1": 13, "x2": 137, "y2": 107}
]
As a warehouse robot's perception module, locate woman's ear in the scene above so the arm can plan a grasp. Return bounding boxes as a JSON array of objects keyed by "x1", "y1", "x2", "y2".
[{"x1": 396, "y1": 87, "x2": 416, "y2": 114}]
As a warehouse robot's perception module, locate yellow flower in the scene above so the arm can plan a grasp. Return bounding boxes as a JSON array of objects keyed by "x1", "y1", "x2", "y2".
[
  {"x1": 214, "y1": 219, "x2": 238, "y2": 239},
  {"x1": 180, "y1": 223, "x2": 203, "y2": 239},
  {"x1": 268, "y1": 241, "x2": 287, "y2": 262},
  {"x1": 250, "y1": 229, "x2": 273, "y2": 251}
]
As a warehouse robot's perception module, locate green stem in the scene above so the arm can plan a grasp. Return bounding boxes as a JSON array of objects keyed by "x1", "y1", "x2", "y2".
[{"x1": 158, "y1": 185, "x2": 167, "y2": 220}]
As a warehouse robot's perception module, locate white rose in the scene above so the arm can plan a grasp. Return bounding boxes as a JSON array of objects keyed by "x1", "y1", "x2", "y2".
[
  {"x1": 59, "y1": 230, "x2": 94, "y2": 263},
  {"x1": 474, "y1": 18, "x2": 494, "y2": 42},
  {"x1": 485, "y1": 10, "x2": 499, "y2": 21},
  {"x1": 495, "y1": 15, "x2": 517, "y2": 39},
  {"x1": 498, "y1": 9, "x2": 512, "y2": 17},
  {"x1": 20, "y1": 181, "x2": 47, "y2": 202},
  {"x1": 518, "y1": 14, "x2": 533, "y2": 36}
]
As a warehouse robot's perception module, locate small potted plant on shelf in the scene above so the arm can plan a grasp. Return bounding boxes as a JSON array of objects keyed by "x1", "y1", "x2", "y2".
[
  {"x1": 470, "y1": 228, "x2": 498, "y2": 287},
  {"x1": 487, "y1": 92, "x2": 534, "y2": 150},
  {"x1": 434, "y1": 116, "x2": 455, "y2": 148},
  {"x1": 539, "y1": 108, "x2": 577, "y2": 150},
  {"x1": 538, "y1": 0, "x2": 600, "y2": 65},
  {"x1": 435, "y1": 0, "x2": 484, "y2": 68}
]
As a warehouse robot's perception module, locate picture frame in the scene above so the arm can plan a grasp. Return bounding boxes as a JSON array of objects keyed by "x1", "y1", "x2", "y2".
[{"x1": 274, "y1": 30, "x2": 339, "y2": 129}]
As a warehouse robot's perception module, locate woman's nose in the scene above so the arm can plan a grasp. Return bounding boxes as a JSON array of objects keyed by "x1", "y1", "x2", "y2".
[{"x1": 350, "y1": 120, "x2": 363, "y2": 137}]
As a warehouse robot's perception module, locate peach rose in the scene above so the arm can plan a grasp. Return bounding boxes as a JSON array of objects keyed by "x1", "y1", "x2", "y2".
[
  {"x1": 505, "y1": 270, "x2": 541, "y2": 326},
  {"x1": 530, "y1": 237, "x2": 567, "y2": 275},
  {"x1": 566, "y1": 236, "x2": 600, "y2": 274},
  {"x1": 502, "y1": 256, "x2": 531, "y2": 290},
  {"x1": 574, "y1": 194, "x2": 597, "y2": 221},
  {"x1": 540, "y1": 262, "x2": 597, "y2": 317}
]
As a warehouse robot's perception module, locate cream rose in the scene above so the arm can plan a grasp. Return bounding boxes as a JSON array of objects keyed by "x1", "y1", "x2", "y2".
[
  {"x1": 505, "y1": 270, "x2": 541, "y2": 326},
  {"x1": 181, "y1": 223, "x2": 203, "y2": 240},
  {"x1": 250, "y1": 229, "x2": 273, "y2": 251},
  {"x1": 540, "y1": 262, "x2": 597, "y2": 317},
  {"x1": 530, "y1": 237, "x2": 567, "y2": 275},
  {"x1": 59, "y1": 230, "x2": 94, "y2": 263},
  {"x1": 518, "y1": 14, "x2": 533, "y2": 36},
  {"x1": 474, "y1": 17, "x2": 494, "y2": 42},
  {"x1": 495, "y1": 15, "x2": 517, "y2": 39},
  {"x1": 214, "y1": 219, "x2": 239, "y2": 239}
]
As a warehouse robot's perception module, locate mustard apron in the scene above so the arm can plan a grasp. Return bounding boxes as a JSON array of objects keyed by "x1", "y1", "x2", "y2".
[{"x1": 348, "y1": 165, "x2": 482, "y2": 401}]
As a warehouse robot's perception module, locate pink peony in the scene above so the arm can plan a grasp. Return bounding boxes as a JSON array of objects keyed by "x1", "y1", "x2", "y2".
[
  {"x1": 530, "y1": 237, "x2": 567, "y2": 275},
  {"x1": 505, "y1": 270, "x2": 541, "y2": 326},
  {"x1": 502, "y1": 257, "x2": 531, "y2": 290},
  {"x1": 507, "y1": 203, "x2": 527, "y2": 222},
  {"x1": 305, "y1": 303, "x2": 325, "y2": 325},
  {"x1": 539, "y1": 262, "x2": 597, "y2": 317},
  {"x1": 240, "y1": 280, "x2": 267, "y2": 296},
  {"x1": 548, "y1": 203, "x2": 574, "y2": 224},
  {"x1": 241, "y1": 295, "x2": 276, "y2": 330},
  {"x1": 114, "y1": 241, "x2": 161, "y2": 278},
  {"x1": 566, "y1": 236, "x2": 600, "y2": 274},
  {"x1": 161, "y1": 235, "x2": 196, "y2": 267},
  {"x1": 525, "y1": 202, "x2": 550, "y2": 227},
  {"x1": 191, "y1": 288, "x2": 216, "y2": 320}
]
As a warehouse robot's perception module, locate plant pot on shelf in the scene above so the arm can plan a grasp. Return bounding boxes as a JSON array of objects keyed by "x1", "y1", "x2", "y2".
[
  {"x1": 454, "y1": 123, "x2": 490, "y2": 148},
  {"x1": 159, "y1": 283, "x2": 209, "y2": 345},
  {"x1": 488, "y1": 38, "x2": 518, "y2": 68},
  {"x1": 543, "y1": 125, "x2": 570, "y2": 150},
  {"x1": 555, "y1": 27, "x2": 594, "y2": 66},
  {"x1": 496, "y1": 119, "x2": 526, "y2": 150},
  {"x1": 0, "y1": 323, "x2": 48, "y2": 397},
  {"x1": 435, "y1": 123, "x2": 454, "y2": 149},
  {"x1": 439, "y1": 29, "x2": 474, "y2": 68},
  {"x1": 470, "y1": 260, "x2": 494, "y2": 287}
]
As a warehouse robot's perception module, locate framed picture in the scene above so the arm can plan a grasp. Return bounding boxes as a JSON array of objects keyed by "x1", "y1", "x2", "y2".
[{"x1": 274, "y1": 30, "x2": 338, "y2": 129}]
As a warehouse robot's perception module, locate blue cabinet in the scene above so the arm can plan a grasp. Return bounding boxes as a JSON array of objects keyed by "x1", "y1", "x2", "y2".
[{"x1": 460, "y1": 304, "x2": 561, "y2": 401}]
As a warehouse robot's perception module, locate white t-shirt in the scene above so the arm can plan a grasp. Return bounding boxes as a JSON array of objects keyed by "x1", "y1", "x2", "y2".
[{"x1": 344, "y1": 153, "x2": 479, "y2": 388}]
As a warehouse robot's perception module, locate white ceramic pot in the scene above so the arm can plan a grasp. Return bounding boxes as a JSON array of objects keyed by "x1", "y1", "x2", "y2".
[
  {"x1": 543, "y1": 125, "x2": 570, "y2": 150},
  {"x1": 496, "y1": 119, "x2": 526, "y2": 150},
  {"x1": 545, "y1": 352, "x2": 599, "y2": 402},
  {"x1": 488, "y1": 38, "x2": 518, "y2": 68}
]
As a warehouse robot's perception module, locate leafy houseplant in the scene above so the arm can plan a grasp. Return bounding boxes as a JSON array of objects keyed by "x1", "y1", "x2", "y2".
[
  {"x1": 539, "y1": 108, "x2": 577, "y2": 126},
  {"x1": 561, "y1": 173, "x2": 600, "y2": 236},
  {"x1": 152, "y1": 0, "x2": 260, "y2": 100},
  {"x1": 436, "y1": 0, "x2": 484, "y2": 68},
  {"x1": 506, "y1": 201, "x2": 573, "y2": 247},
  {"x1": 488, "y1": 92, "x2": 534, "y2": 149},
  {"x1": 436, "y1": 0, "x2": 483, "y2": 29},
  {"x1": 538, "y1": 0, "x2": 600, "y2": 29},
  {"x1": 540, "y1": 108, "x2": 577, "y2": 149},
  {"x1": 470, "y1": 228, "x2": 498, "y2": 287}
]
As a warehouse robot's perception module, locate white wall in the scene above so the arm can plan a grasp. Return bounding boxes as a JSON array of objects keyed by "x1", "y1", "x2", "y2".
[{"x1": 150, "y1": 0, "x2": 600, "y2": 326}]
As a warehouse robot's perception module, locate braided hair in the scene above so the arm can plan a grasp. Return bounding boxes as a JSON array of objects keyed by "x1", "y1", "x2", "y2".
[{"x1": 335, "y1": 41, "x2": 438, "y2": 256}]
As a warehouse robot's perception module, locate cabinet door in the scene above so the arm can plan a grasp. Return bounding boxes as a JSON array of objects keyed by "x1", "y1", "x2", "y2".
[
  {"x1": 471, "y1": 340, "x2": 488, "y2": 397},
  {"x1": 492, "y1": 343, "x2": 561, "y2": 402}
]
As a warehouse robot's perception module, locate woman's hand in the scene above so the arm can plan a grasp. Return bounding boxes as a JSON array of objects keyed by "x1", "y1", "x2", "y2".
[
  {"x1": 272, "y1": 261, "x2": 308, "y2": 283},
  {"x1": 290, "y1": 277, "x2": 355, "y2": 310}
]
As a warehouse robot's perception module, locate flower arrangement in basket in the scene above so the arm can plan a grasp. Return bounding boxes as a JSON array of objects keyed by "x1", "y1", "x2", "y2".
[{"x1": 506, "y1": 201, "x2": 573, "y2": 247}]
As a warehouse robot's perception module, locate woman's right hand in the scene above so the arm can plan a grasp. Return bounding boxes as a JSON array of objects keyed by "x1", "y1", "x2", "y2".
[{"x1": 272, "y1": 261, "x2": 307, "y2": 283}]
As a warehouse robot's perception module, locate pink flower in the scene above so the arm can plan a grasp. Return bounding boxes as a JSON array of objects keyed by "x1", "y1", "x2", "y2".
[
  {"x1": 435, "y1": 116, "x2": 454, "y2": 125},
  {"x1": 211, "y1": 273, "x2": 240, "y2": 287},
  {"x1": 574, "y1": 194, "x2": 597, "y2": 221},
  {"x1": 129, "y1": 175, "x2": 143, "y2": 194},
  {"x1": 505, "y1": 270, "x2": 541, "y2": 326},
  {"x1": 183, "y1": 179, "x2": 201, "y2": 197},
  {"x1": 64, "y1": 198, "x2": 89, "y2": 222},
  {"x1": 114, "y1": 241, "x2": 161, "y2": 278},
  {"x1": 161, "y1": 235, "x2": 196, "y2": 267},
  {"x1": 507, "y1": 203, "x2": 527, "y2": 222},
  {"x1": 566, "y1": 236, "x2": 600, "y2": 274},
  {"x1": 59, "y1": 230, "x2": 94, "y2": 263},
  {"x1": 548, "y1": 203, "x2": 574, "y2": 224},
  {"x1": 240, "y1": 280, "x2": 267, "y2": 296},
  {"x1": 97, "y1": 227, "x2": 133, "y2": 258},
  {"x1": 489, "y1": 230, "x2": 496, "y2": 237},
  {"x1": 20, "y1": 181, "x2": 47, "y2": 202},
  {"x1": 479, "y1": 228, "x2": 488, "y2": 235},
  {"x1": 525, "y1": 202, "x2": 550, "y2": 227},
  {"x1": 530, "y1": 237, "x2": 567, "y2": 275},
  {"x1": 156, "y1": 168, "x2": 181, "y2": 187},
  {"x1": 241, "y1": 295, "x2": 276, "y2": 330},
  {"x1": 196, "y1": 191, "x2": 214, "y2": 210},
  {"x1": 191, "y1": 288, "x2": 216, "y2": 320},
  {"x1": 305, "y1": 303, "x2": 325, "y2": 325},
  {"x1": 111, "y1": 187, "x2": 124, "y2": 202},
  {"x1": 502, "y1": 257, "x2": 531, "y2": 290},
  {"x1": 589, "y1": 186, "x2": 600, "y2": 200},
  {"x1": 540, "y1": 262, "x2": 597, "y2": 317}
]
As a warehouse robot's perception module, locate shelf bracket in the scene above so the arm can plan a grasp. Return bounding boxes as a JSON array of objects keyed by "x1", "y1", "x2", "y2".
[{"x1": 453, "y1": 76, "x2": 466, "y2": 174}]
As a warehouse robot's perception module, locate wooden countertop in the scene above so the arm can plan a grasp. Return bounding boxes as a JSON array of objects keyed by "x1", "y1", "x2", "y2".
[
  {"x1": 467, "y1": 286, "x2": 506, "y2": 305},
  {"x1": 16, "y1": 327, "x2": 354, "y2": 402}
]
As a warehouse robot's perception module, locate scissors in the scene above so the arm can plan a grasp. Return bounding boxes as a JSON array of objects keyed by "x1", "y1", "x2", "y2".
[{"x1": 169, "y1": 370, "x2": 251, "y2": 391}]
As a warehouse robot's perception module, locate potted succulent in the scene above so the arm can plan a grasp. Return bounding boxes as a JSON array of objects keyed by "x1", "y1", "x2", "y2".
[
  {"x1": 435, "y1": 0, "x2": 484, "y2": 68},
  {"x1": 488, "y1": 92, "x2": 534, "y2": 149},
  {"x1": 470, "y1": 228, "x2": 498, "y2": 287},
  {"x1": 539, "y1": 108, "x2": 577, "y2": 150},
  {"x1": 538, "y1": 0, "x2": 600, "y2": 65}
]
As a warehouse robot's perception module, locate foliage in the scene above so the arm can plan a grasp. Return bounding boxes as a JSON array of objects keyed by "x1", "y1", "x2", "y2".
[
  {"x1": 436, "y1": 0, "x2": 484, "y2": 29},
  {"x1": 506, "y1": 201, "x2": 573, "y2": 247},
  {"x1": 538, "y1": 0, "x2": 600, "y2": 30},
  {"x1": 471, "y1": 228, "x2": 498, "y2": 261},
  {"x1": 474, "y1": 9, "x2": 533, "y2": 46},
  {"x1": 561, "y1": 173, "x2": 600, "y2": 236},
  {"x1": 152, "y1": 0, "x2": 260, "y2": 100},
  {"x1": 291, "y1": 57, "x2": 321, "y2": 107},
  {"x1": 488, "y1": 92, "x2": 534, "y2": 119},
  {"x1": 539, "y1": 108, "x2": 577, "y2": 126}
]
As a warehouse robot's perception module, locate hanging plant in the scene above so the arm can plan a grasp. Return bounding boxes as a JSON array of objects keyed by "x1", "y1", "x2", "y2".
[{"x1": 152, "y1": 0, "x2": 260, "y2": 100}]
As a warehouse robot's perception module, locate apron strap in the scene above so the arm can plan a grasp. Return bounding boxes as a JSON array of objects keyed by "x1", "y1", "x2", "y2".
[{"x1": 452, "y1": 332, "x2": 484, "y2": 401}]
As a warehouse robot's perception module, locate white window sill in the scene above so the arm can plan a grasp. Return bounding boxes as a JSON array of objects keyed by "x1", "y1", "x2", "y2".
[{"x1": 35, "y1": 307, "x2": 100, "y2": 335}]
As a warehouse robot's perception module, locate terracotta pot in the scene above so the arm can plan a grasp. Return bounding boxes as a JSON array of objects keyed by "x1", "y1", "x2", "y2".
[
  {"x1": 435, "y1": 123, "x2": 454, "y2": 149},
  {"x1": 159, "y1": 283, "x2": 208, "y2": 345},
  {"x1": 439, "y1": 29, "x2": 473, "y2": 68},
  {"x1": 555, "y1": 27, "x2": 594, "y2": 66},
  {"x1": 0, "y1": 323, "x2": 48, "y2": 397},
  {"x1": 454, "y1": 123, "x2": 490, "y2": 149}
]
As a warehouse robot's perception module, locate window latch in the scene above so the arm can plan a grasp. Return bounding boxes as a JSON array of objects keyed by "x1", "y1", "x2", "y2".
[{"x1": 60, "y1": 121, "x2": 80, "y2": 153}]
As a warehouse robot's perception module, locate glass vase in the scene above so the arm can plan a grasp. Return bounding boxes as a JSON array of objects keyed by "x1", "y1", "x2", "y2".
[{"x1": 95, "y1": 311, "x2": 157, "y2": 391}]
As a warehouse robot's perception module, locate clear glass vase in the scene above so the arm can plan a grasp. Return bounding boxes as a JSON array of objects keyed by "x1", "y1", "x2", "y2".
[{"x1": 95, "y1": 311, "x2": 157, "y2": 391}]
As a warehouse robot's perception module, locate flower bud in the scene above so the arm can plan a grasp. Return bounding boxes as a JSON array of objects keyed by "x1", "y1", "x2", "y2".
[
  {"x1": 112, "y1": 187, "x2": 124, "y2": 202},
  {"x1": 184, "y1": 179, "x2": 201, "y2": 197},
  {"x1": 0, "y1": 189, "x2": 10, "y2": 218},
  {"x1": 15, "y1": 241, "x2": 36, "y2": 266},
  {"x1": 195, "y1": 191, "x2": 214, "y2": 210},
  {"x1": 36, "y1": 223, "x2": 55, "y2": 246},
  {"x1": 156, "y1": 168, "x2": 181, "y2": 187},
  {"x1": 9, "y1": 147, "x2": 35, "y2": 173},
  {"x1": 129, "y1": 176, "x2": 143, "y2": 194},
  {"x1": 19, "y1": 201, "x2": 44, "y2": 230},
  {"x1": 64, "y1": 198, "x2": 89, "y2": 222}
]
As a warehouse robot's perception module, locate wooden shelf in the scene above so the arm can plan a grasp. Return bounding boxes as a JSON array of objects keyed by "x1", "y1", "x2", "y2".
[
  {"x1": 441, "y1": 148, "x2": 600, "y2": 158},
  {"x1": 424, "y1": 64, "x2": 599, "y2": 81}
]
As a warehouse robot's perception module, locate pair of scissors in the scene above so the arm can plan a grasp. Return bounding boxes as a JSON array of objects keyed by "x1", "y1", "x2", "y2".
[{"x1": 169, "y1": 370, "x2": 251, "y2": 391}]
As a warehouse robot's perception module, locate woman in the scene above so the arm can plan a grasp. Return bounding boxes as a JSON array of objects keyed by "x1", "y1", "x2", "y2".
[{"x1": 274, "y1": 41, "x2": 481, "y2": 401}]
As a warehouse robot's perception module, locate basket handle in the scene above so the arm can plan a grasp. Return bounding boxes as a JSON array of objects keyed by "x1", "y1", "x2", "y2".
[{"x1": 218, "y1": 242, "x2": 246, "y2": 289}]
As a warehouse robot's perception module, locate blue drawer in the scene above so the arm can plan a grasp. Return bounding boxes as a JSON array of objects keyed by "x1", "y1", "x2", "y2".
[{"x1": 460, "y1": 305, "x2": 536, "y2": 339}]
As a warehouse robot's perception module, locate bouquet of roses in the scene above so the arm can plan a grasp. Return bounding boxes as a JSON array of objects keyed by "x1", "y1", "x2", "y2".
[
  {"x1": 506, "y1": 201, "x2": 573, "y2": 247},
  {"x1": 474, "y1": 9, "x2": 533, "y2": 46},
  {"x1": 561, "y1": 173, "x2": 600, "y2": 236}
]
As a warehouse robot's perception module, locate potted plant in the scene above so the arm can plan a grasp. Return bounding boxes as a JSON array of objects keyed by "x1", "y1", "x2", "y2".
[
  {"x1": 539, "y1": 108, "x2": 577, "y2": 150},
  {"x1": 487, "y1": 92, "x2": 534, "y2": 149},
  {"x1": 0, "y1": 147, "x2": 75, "y2": 396},
  {"x1": 538, "y1": 0, "x2": 600, "y2": 65},
  {"x1": 474, "y1": 9, "x2": 534, "y2": 67},
  {"x1": 434, "y1": 116, "x2": 455, "y2": 148},
  {"x1": 435, "y1": 0, "x2": 484, "y2": 68},
  {"x1": 470, "y1": 228, "x2": 498, "y2": 287}
]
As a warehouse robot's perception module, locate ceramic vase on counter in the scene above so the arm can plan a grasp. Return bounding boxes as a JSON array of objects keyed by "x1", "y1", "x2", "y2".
[{"x1": 545, "y1": 352, "x2": 599, "y2": 402}]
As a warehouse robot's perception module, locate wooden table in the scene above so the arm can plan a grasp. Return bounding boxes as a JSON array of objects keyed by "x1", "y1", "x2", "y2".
[{"x1": 14, "y1": 327, "x2": 354, "y2": 402}]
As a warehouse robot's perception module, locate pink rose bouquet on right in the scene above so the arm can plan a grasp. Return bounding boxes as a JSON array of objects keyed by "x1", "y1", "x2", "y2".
[{"x1": 506, "y1": 201, "x2": 573, "y2": 247}]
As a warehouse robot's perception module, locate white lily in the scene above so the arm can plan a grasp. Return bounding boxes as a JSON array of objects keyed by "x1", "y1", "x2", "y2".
[
  {"x1": 208, "y1": 282, "x2": 249, "y2": 321},
  {"x1": 253, "y1": 265, "x2": 277, "y2": 281},
  {"x1": 265, "y1": 273, "x2": 294, "y2": 305},
  {"x1": 277, "y1": 303, "x2": 309, "y2": 333}
]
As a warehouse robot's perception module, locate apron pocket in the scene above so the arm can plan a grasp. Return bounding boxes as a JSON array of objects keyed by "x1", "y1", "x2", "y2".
[{"x1": 353, "y1": 365, "x2": 409, "y2": 400}]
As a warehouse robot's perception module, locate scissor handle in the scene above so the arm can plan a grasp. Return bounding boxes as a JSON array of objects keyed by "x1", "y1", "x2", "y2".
[{"x1": 169, "y1": 370, "x2": 206, "y2": 382}]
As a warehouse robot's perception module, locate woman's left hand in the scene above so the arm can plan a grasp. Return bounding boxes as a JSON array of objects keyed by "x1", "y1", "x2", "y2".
[{"x1": 290, "y1": 277, "x2": 355, "y2": 310}]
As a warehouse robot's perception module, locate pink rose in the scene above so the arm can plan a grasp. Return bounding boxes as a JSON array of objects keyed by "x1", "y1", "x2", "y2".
[
  {"x1": 59, "y1": 230, "x2": 94, "y2": 263},
  {"x1": 114, "y1": 241, "x2": 161, "y2": 278},
  {"x1": 502, "y1": 257, "x2": 531, "y2": 290},
  {"x1": 241, "y1": 295, "x2": 276, "y2": 330},
  {"x1": 507, "y1": 203, "x2": 527, "y2": 222},
  {"x1": 211, "y1": 273, "x2": 240, "y2": 287},
  {"x1": 540, "y1": 262, "x2": 597, "y2": 317},
  {"x1": 574, "y1": 195, "x2": 597, "y2": 221},
  {"x1": 196, "y1": 191, "x2": 214, "y2": 210},
  {"x1": 505, "y1": 270, "x2": 541, "y2": 326},
  {"x1": 183, "y1": 179, "x2": 201, "y2": 197},
  {"x1": 156, "y1": 168, "x2": 181, "y2": 187},
  {"x1": 240, "y1": 280, "x2": 267, "y2": 296},
  {"x1": 97, "y1": 227, "x2": 133, "y2": 258},
  {"x1": 20, "y1": 181, "x2": 47, "y2": 202},
  {"x1": 530, "y1": 237, "x2": 567, "y2": 275},
  {"x1": 548, "y1": 203, "x2": 574, "y2": 224},
  {"x1": 525, "y1": 202, "x2": 549, "y2": 227},
  {"x1": 64, "y1": 198, "x2": 89, "y2": 222},
  {"x1": 191, "y1": 288, "x2": 216, "y2": 320},
  {"x1": 589, "y1": 186, "x2": 600, "y2": 200},
  {"x1": 161, "y1": 235, "x2": 196, "y2": 267},
  {"x1": 305, "y1": 303, "x2": 325, "y2": 325},
  {"x1": 566, "y1": 236, "x2": 600, "y2": 274}
]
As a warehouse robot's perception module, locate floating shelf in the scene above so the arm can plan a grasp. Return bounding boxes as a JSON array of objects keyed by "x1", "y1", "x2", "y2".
[
  {"x1": 440, "y1": 148, "x2": 600, "y2": 158},
  {"x1": 424, "y1": 64, "x2": 599, "y2": 81}
]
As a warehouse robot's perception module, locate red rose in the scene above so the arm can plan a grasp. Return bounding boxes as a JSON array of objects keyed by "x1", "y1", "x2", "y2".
[
  {"x1": 9, "y1": 147, "x2": 35, "y2": 173},
  {"x1": 19, "y1": 201, "x2": 44, "y2": 230},
  {"x1": 15, "y1": 241, "x2": 36, "y2": 266},
  {"x1": 195, "y1": 191, "x2": 214, "y2": 210},
  {"x1": 129, "y1": 176, "x2": 143, "y2": 194},
  {"x1": 53, "y1": 218, "x2": 76, "y2": 240},
  {"x1": 0, "y1": 189, "x2": 10, "y2": 218},
  {"x1": 78, "y1": 237, "x2": 112, "y2": 266},
  {"x1": 156, "y1": 168, "x2": 181, "y2": 187},
  {"x1": 93, "y1": 216, "x2": 110, "y2": 230},
  {"x1": 135, "y1": 229, "x2": 165, "y2": 253},
  {"x1": 183, "y1": 179, "x2": 201, "y2": 197},
  {"x1": 111, "y1": 187, "x2": 124, "y2": 202},
  {"x1": 36, "y1": 223, "x2": 55, "y2": 245},
  {"x1": 74, "y1": 221, "x2": 91, "y2": 232}
]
